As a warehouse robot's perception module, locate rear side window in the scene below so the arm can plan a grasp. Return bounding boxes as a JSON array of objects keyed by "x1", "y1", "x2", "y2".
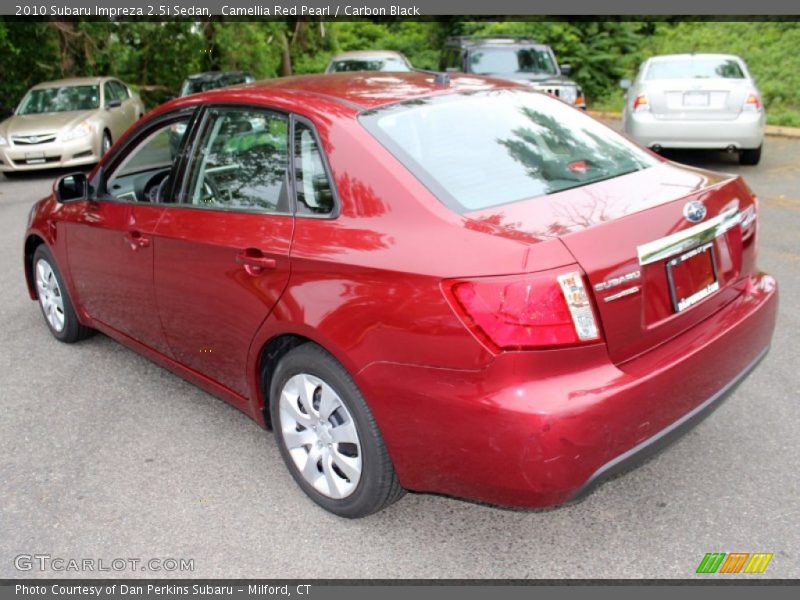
[
  {"x1": 184, "y1": 108, "x2": 290, "y2": 213},
  {"x1": 360, "y1": 90, "x2": 657, "y2": 214},
  {"x1": 646, "y1": 58, "x2": 745, "y2": 80},
  {"x1": 293, "y1": 122, "x2": 335, "y2": 216}
]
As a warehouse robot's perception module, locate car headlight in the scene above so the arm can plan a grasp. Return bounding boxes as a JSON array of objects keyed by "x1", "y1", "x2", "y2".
[
  {"x1": 0, "y1": 134, "x2": 7, "y2": 146},
  {"x1": 61, "y1": 121, "x2": 93, "y2": 142},
  {"x1": 560, "y1": 86, "x2": 578, "y2": 105}
]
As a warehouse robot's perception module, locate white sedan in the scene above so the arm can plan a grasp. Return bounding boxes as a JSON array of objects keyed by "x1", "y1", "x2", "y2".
[{"x1": 622, "y1": 54, "x2": 765, "y2": 165}]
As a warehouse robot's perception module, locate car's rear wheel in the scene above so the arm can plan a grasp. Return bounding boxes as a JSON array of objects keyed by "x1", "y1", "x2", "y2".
[
  {"x1": 33, "y1": 245, "x2": 92, "y2": 343},
  {"x1": 739, "y1": 145, "x2": 762, "y2": 165},
  {"x1": 269, "y1": 343, "x2": 404, "y2": 518}
]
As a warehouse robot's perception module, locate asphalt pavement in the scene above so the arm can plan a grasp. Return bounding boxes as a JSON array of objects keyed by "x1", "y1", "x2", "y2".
[{"x1": 1, "y1": 129, "x2": 798, "y2": 579}]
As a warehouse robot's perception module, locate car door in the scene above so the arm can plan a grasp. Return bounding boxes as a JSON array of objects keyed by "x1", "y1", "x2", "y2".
[
  {"x1": 111, "y1": 80, "x2": 137, "y2": 127},
  {"x1": 153, "y1": 105, "x2": 294, "y2": 397},
  {"x1": 63, "y1": 109, "x2": 195, "y2": 355}
]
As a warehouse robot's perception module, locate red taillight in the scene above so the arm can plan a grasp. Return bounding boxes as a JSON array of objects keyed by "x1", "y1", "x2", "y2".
[
  {"x1": 743, "y1": 93, "x2": 762, "y2": 111},
  {"x1": 632, "y1": 94, "x2": 649, "y2": 112},
  {"x1": 443, "y1": 267, "x2": 602, "y2": 352}
]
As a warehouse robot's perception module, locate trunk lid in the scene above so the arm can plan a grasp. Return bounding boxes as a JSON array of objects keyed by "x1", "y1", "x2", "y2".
[
  {"x1": 465, "y1": 162, "x2": 758, "y2": 364},
  {"x1": 644, "y1": 78, "x2": 749, "y2": 121}
]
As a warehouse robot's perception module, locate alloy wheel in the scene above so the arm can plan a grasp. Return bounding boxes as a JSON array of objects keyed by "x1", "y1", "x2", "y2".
[
  {"x1": 36, "y1": 258, "x2": 65, "y2": 332},
  {"x1": 278, "y1": 373, "x2": 362, "y2": 499}
]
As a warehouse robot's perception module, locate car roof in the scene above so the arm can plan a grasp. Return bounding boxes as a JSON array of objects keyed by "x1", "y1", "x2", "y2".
[
  {"x1": 31, "y1": 77, "x2": 114, "y2": 89},
  {"x1": 166, "y1": 72, "x2": 521, "y2": 112},
  {"x1": 446, "y1": 37, "x2": 546, "y2": 49},
  {"x1": 330, "y1": 50, "x2": 407, "y2": 61}
]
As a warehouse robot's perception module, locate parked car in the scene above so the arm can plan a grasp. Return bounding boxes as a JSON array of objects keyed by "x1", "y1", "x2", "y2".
[
  {"x1": 24, "y1": 73, "x2": 776, "y2": 517},
  {"x1": 441, "y1": 36, "x2": 586, "y2": 108},
  {"x1": 179, "y1": 71, "x2": 255, "y2": 97},
  {"x1": 621, "y1": 53, "x2": 765, "y2": 165},
  {"x1": 0, "y1": 77, "x2": 144, "y2": 175},
  {"x1": 325, "y1": 50, "x2": 413, "y2": 74}
]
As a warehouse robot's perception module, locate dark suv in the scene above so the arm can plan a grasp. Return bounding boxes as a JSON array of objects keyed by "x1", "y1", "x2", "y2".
[
  {"x1": 441, "y1": 37, "x2": 585, "y2": 109},
  {"x1": 179, "y1": 71, "x2": 255, "y2": 97}
]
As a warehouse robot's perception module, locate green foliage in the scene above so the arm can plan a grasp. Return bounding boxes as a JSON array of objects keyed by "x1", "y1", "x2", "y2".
[{"x1": 0, "y1": 19, "x2": 798, "y2": 126}]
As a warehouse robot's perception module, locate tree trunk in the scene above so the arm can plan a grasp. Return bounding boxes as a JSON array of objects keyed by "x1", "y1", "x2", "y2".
[{"x1": 279, "y1": 30, "x2": 292, "y2": 77}]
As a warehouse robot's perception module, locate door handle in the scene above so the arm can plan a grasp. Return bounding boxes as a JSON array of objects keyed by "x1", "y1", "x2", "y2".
[
  {"x1": 123, "y1": 230, "x2": 150, "y2": 251},
  {"x1": 235, "y1": 250, "x2": 277, "y2": 274}
]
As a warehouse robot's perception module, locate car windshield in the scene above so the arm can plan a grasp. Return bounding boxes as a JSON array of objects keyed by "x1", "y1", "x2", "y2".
[
  {"x1": 17, "y1": 85, "x2": 100, "y2": 114},
  {"x1": 646, "y1": 58, "x2": 745, "y2": 80},
  {"x1": 469, "y1": 47, "x2": 557, "y2": 75},
  {"x1": 331, "y1": 58, "x2": 411, "y2": 72},
  {"x1": 360, "y1": 90, "x2": 657, "y2": 214}
]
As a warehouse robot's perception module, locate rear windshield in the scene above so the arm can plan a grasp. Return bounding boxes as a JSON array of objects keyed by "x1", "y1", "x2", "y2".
[
  {"x1": 469, "y1": 47, "x2": 556, "y2": 76},
  {"x1": 359, "y1": 90, "x2": 657, "y2": 213},
  {"x1": 331, "y1": 58, "x2": 411, "y2": 72},
  {"x1": 646, "y1": 58, "x2": 745, "y2": 80}
]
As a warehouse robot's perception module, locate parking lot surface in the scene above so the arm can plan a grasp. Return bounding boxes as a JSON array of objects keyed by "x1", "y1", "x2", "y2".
[{"x1": 1, "y1": 126, "x2": 798, "y2": 579}]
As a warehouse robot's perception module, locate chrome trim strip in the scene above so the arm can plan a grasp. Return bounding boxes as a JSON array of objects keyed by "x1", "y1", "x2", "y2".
[
  {"x1": 604, "y1": 286, "x2": 641, "y2": 302},
  {"x1": 637, "y1": 207, "x2": 740, "y2": 266}
]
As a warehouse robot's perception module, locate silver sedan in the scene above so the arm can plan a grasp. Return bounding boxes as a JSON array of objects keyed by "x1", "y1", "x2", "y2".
[{"x1": 622, "y1": 53, "x2": 765, "y2": 165}]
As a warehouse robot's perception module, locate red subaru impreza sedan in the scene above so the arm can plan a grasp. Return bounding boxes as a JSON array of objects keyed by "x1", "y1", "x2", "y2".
[{"x1": 23, "y1": 73, "x2": 777, "y2": 517}]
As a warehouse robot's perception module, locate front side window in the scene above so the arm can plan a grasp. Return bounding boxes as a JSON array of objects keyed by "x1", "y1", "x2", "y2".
[
  {"x1": 646, "y1": 58, "x2": 745, "y2": 80},
  {"x1": 18, "y1": 85, "x2": 100, "y2": 114},
  {"x1": 106, "y1": 116, "x2": 191, "y2": 203},
  {"x1": 469, "y1": 48, "x2": 557, "y2": 76},
  {"x1": 109, "y1": 81, "x2": 129, "y2": 101},
  {"x1": 294, "y1": 122, "x2": 335, "y2": 216},
  {"x1": 185, "y1": 108, "x2": 290, "y2": 213},
  {"x1": 360, "y1": 90, "x2": 658, "y2": 214}
]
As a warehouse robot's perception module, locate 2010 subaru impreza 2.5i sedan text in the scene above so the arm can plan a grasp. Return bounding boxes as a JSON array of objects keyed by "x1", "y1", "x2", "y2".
[{"x1": 23, "y1": 73, "x2": 777, "y2": 517}]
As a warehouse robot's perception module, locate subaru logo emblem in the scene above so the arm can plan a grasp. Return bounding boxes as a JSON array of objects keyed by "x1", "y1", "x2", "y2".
[
  {"x1": 29, "y1": 136, "x2": 39, "y2": 144},
  {"x1": 683, "y1": 200, "x2": 707, "y2": 223}
]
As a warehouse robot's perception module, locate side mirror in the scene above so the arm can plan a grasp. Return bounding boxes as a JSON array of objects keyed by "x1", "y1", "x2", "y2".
[
  {"x1": 559, "y1": 64, "x2": 572, "y2": 76},
  {"x1": 106, "y1": 99, "x2": 122, "y2": 109},
  {"x1": 619, "y1": 79, "x2": 632, "y2": 90},
  {"x1": 55, "y1": 173, "x2": 88, "y2": 203}
]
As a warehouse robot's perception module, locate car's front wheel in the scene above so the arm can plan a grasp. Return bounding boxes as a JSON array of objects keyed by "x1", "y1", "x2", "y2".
[
  {"x1": 101, "y1": 131, "x2": 113, "y2": 156},
  {"x1": 33, "y1": 245, "x2": 92, "y2": 343},
  {"x1": 269, "y1": 343, "x2": 404, "y2": 518}
]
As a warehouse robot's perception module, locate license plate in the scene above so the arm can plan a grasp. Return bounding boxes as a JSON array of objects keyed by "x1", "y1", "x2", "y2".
[
  {"x1": 25, "y1": 152, "x2": 45, "y2": 164},
  {"x1": 666, "y1": 242, "x2": 719, "y2": 313},
  {"x1": 683, "y1": 91, "x2": 710, "y2": 107}
]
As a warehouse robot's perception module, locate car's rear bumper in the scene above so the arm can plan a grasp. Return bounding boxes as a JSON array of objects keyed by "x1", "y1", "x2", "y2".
[
  {"x1": 0, "y1": 137, "x2": 100, "y2": 172},
  {"x1": 625, "y1": 111, "x2": 765, "y2": 150},
  {"x1": 357, "y1": 272, "x2": 777, "y2": 508}
]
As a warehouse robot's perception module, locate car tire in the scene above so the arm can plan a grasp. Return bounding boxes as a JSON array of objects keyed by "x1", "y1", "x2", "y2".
[
  {"x1": 32, "y1": 245, "x2": 93, "y2": 343},
  {"x1": 739, "y1": 145, "x2": 762, "y2": 165},
  {"x1": 269, "y1": 343, "x2": 404, "y2": 518},
  {"x1": 101, "y1": 131, "x2": 113, "y2": 156}
]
